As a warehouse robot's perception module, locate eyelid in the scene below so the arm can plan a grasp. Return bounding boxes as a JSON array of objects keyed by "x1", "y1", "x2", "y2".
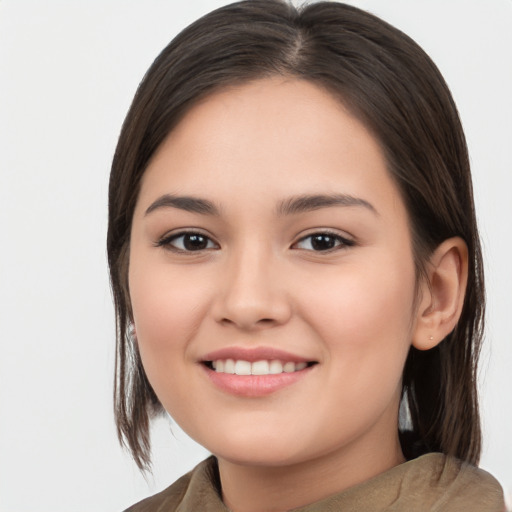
[
  {"x1": 291, "y1": 229, "x2": 355, "y2": 252},
  {"x1": 153, "y1": 227, "x2": 354, "y2": 253},
  {"x1": 155, "y1": 229, "x2": 220, "y2": 252}
]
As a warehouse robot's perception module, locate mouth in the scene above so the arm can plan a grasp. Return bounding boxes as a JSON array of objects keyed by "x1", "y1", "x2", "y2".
[
  {"x1": 199, "y1": 347, "x2": 318, "y2": 397},
  {"x1": 203, "y1": 359, "x2": 317, "y2": 375}
]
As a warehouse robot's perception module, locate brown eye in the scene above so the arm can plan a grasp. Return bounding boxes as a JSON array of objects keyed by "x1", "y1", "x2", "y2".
[
  {"x1": 310, "y1": 234, "x2": 337, "y2": 251},
  {"x1": 181, "y1": 234, "x2": 210, "y2": 250},
  {"x1": 294, "y1": 232, "x2": 354, "y2": 252},
  {"x1": 158, "y1": 232, "x2": 218, "y2": 252}
]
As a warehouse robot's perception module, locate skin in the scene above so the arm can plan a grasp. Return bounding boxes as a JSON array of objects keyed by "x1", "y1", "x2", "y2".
[{"x1": 128, "y1": 78, "x2": 467, "y2": 512}]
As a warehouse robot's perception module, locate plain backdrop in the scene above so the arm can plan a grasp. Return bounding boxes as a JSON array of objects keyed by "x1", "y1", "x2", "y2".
[{"x1": 0, "y1": 1, "x2": 511, "y2": 510}]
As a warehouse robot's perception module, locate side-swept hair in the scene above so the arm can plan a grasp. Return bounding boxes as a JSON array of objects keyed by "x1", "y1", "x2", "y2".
[{"x1": 107, "y1": 0, "x2": 484, "y2": 470}]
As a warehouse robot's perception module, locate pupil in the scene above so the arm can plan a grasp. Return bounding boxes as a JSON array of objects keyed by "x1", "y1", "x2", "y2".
[
  {"x1": 311, "y1": 234, "x2": 335, "y2": 251},
  {"x1": 184, "y1": 234, "x2": 207, "y2": 250}
]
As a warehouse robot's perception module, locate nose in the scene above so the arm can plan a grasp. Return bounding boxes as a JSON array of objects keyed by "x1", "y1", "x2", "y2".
[{"x1": 212, "y1": 244, "x2": 292, "y2": 331}]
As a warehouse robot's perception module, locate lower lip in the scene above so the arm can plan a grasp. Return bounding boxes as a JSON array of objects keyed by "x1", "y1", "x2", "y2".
[{"x1": 202, "y1": 365, "x2": 314, "y2": 397}]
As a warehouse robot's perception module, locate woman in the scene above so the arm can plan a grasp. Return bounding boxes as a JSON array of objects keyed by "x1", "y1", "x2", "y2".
[{"x1": 107, "y1": 1, "x2": 506, "y2": 510}]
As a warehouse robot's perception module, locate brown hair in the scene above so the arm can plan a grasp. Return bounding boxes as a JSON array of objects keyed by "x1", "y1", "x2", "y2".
[{"x1": 107, "y1": 0, "x2": 484, "y2": 471}]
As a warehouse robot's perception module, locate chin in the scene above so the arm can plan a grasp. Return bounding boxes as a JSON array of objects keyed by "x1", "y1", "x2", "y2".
[
  {"x1": 202, "y1": 430, "x2": 320, "y2": 468},
  {"x1": 215, "y1": 447, "x2": 306, "y2": 468}
]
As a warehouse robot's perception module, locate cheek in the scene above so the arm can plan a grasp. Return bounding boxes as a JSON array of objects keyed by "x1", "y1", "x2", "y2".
[
  {"x1": 298, "y1": 254, "x2": 416, "y2": 383},
  {"x1": 128, "y1": 258, "x2": 211, "y2": 371}
]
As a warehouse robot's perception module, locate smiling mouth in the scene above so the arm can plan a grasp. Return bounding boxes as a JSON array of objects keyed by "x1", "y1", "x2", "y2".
[{"x1": 203, "y1": 359, "x2": 317, "y2": 375}]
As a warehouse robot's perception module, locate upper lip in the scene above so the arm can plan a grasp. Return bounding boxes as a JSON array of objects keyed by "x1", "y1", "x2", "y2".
[{"x1": 201, "y1": 346, "x2": 315, "y2": 363}]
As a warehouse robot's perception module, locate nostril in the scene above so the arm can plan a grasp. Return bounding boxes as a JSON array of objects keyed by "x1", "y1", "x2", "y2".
[
  {"x1": 213, "y1": 288, "x2": 293, "y2": 329},
  {"x1": 219, "y1": 316, "x2": 279, "y2": 329}
]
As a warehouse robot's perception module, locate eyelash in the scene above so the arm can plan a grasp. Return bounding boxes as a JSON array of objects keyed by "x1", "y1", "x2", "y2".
[
  {"x1": 292, "y1": 230, "x2": 355, "y2": 253},
  {"x1": 155, "y1": 231, "x2": 219, "y2": 253},
  {"x1": 156, "y1": 230, "x2": 354, "y2": 254}
]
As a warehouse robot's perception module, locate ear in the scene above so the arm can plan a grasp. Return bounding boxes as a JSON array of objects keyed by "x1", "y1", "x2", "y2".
[{"x1": 412, "y1": 237, "x2": 468, "y2": 351}]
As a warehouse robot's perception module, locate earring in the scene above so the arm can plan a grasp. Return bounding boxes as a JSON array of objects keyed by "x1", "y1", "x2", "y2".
[
  {"x1": 128, "y1": 323, "x2": 137, "y2": 339},
  {"x1": 429, "y1": 335, "x2": 434, "y2": 341}
]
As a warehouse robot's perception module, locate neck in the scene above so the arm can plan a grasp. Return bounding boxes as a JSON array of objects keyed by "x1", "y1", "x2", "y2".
[{"x1": 217, "y1": 434, "x2": 405, "y2": 512}]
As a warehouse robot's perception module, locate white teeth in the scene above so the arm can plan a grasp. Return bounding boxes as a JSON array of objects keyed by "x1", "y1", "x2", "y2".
[
  {"x1": 235, "y1": 360, "x2": 252, "y2": 375},
  {"x1": 210, "y1": 359, "x2": 310, "y2": 375},
  {"x1": 224, "y1": 359, "x2": 235, "y2": 374},
  {"x1": 269, "y1": 360, "x2": 283, "y2": 374},
  {"x1": 283, "y1": 362, "x2": 295, "y2": 373},
  {"x1": 251, "y1": 360, "x2": 270, "y2": 375}
]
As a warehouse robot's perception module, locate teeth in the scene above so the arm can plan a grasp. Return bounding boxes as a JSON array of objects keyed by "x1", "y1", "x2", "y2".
[
  {"x1": 209, "y1": 359, "x2": 310, "y2": 375},
  {"x1": 269, "y1": 360, "x2": 283, "y2": 374},
  {"x1": 251, "y1": 360, "x2": 270, "y2": 375},
  {"x1": 234, "y1": 360, "x2": 251, "y2": 375},
  {"x1": 224, "y1": 359, "x2": 235, "y2": 374},
  {"x1": 283, "y1": 362, "x2": 295, "y2": 373}
]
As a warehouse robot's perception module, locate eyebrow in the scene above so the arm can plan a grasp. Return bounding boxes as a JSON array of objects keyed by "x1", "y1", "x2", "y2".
[
  {"x1": 145, "y1": 194, "x2": 220, "y2": 216},
  {"x1": 144, "y1": 192, "x2": 377, "y2": 217},
  {"x1": 277, "y1": 194, "x2": 378, "y2": 216}
]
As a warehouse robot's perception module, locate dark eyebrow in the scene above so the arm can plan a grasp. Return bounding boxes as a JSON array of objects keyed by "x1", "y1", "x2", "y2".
[
  {"x1": 277, "y1": 193, "x2": 378, "y2": 216},
  {"x1": 145, "y1": 194, "x2": 220, "y2": 216}
]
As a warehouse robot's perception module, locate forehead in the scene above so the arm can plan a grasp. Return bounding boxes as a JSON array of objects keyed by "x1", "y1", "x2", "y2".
[{"x1": 137, "y1": 77, "x2": 405, "y2": 220}]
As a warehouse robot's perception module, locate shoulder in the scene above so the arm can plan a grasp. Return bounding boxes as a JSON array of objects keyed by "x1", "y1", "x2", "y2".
[
  {"x1": 297, "y1": 453, "x2": 505, "y2": 512},
  {"x1": 123, "y1": 472, "x2": 192, "y2": 512},
  {"x1": 394, "y1": 453, "x2": 505, "y2": 511},
  {"x1": 123, "y1": 456, "x2": 225, "y2": 512}
]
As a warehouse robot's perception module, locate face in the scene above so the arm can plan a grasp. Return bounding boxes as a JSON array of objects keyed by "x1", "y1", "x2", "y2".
[{"x1": 129, "y1": 78, "x2": 419, "y2": 470}]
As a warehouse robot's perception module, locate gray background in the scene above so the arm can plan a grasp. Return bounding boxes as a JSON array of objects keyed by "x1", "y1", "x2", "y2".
[{"x1": 1, "y1": 1, "x2": 510, "y2": 510}]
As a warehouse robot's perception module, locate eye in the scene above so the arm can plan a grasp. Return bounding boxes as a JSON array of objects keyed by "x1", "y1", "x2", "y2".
[
  {"x1": 157, "y1": 231, "x2": 218, "y2": 252},
  {"x1": 293, "y1": 232, "x2": 354, "y2": 252}
]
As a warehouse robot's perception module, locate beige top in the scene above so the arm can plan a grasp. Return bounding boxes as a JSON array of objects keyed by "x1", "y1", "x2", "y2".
[{"x1": 125, "y1": 453, "x2": 505, "y2": 511}]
